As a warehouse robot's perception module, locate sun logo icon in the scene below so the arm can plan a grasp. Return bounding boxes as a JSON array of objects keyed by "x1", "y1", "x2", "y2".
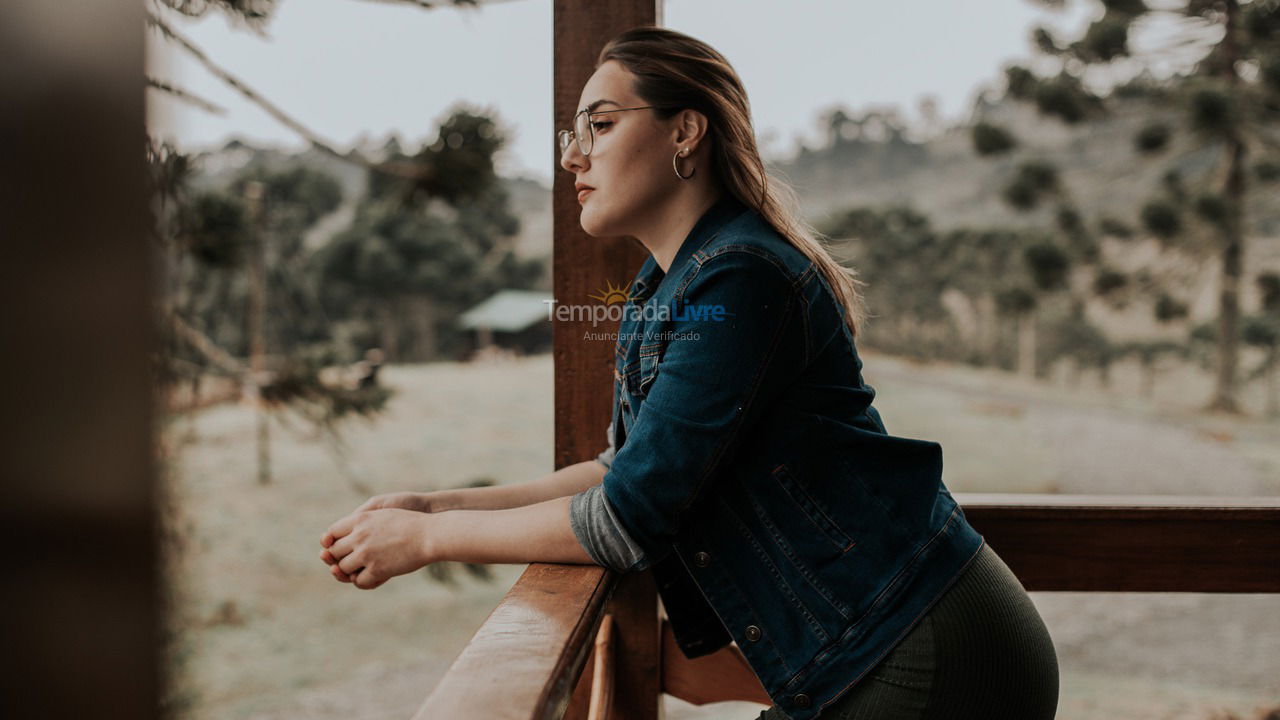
[{"x1": 587, "y1": 280, "x2": 633, "y2": 305}]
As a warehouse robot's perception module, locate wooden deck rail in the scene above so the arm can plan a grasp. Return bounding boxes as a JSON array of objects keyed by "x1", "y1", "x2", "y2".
[{"x1": 413, "y1": 495, "x2": 1280, "y2": 719}]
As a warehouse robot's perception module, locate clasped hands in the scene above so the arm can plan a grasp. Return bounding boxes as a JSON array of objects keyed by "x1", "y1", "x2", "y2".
[{"x1": 319, "y1": 492, "x2": 442, "y2": 590}]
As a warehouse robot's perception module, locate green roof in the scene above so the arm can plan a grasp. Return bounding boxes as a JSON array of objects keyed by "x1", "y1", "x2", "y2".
[{"x1": 458, "y1": 289, "x2": 553, "y2": 332}]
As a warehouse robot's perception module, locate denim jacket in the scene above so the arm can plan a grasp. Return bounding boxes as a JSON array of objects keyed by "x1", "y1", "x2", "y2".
[{"x1": 571, "y1": 194, "x2": 985, "y2": 719}]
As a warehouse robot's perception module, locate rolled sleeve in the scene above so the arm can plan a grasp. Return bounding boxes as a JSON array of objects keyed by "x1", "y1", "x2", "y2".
[
  {"x1": 569, "y1": 483, "x2": 648, "y2": 572},
  {"x1": 601, "y1": 251, "x2": 804, "y2": 569}
]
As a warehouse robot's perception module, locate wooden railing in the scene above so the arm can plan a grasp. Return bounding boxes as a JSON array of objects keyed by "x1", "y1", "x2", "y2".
[{"x1": 414, "y1": 494, "x2": 1280, "y2": 719}]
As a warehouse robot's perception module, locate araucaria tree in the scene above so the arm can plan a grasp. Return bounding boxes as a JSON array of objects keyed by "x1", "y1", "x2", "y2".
[{"x1": 978, "y1": 0, "x2": 1280, "y2": 412}]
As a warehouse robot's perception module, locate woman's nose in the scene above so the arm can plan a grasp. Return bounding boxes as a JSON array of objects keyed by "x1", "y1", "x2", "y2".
[{"x1": 560, "y1": 140, "x2": 587, "y2": 174}]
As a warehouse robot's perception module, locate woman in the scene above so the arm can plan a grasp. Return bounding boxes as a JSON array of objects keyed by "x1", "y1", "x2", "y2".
[{"x1": 321, "y1": 26, "x2": 1059, "y2": 720}]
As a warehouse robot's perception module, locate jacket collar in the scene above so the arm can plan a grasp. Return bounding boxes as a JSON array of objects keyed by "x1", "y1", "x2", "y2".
[{"x1": 630, "y1": 193, "x2": 749, "y2": 303}]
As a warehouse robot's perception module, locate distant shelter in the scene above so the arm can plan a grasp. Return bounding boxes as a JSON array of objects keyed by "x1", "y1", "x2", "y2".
[{"x1": 457, "y1": 289, "x2": 553, "y2": 358}]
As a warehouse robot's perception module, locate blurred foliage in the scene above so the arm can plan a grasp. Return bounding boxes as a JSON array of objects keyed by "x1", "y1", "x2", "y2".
[
  {"x1": 1155, "y1": 292, "x2": 1191, "y2": 323},
  {"x1": 152, "y1": 106, "x2": 541, "y2": 376},
  {"x1": 821, "y1": 205, "x2": 1095, "y2": 372},
  {"x1": 1135, "y1": 122, "x2": 1172, "y2": 154},
  {"x1": 972, "y1": 121, "x2": 1018, "y2": 155},
  {"x1": 315, "y1": 112, "x2": 542, "y2": 361},
  {"x1": 975, "y1": 0, "x2": 1280, "y2": 410},
  {"x1": 1025, "y1": 241, "x2": 1072, "y2": 291},
  {"x1": 155, "y1": 0, "x2": 277, "y2": 33},
  {"x1": 1093, "y1": 266, "x2": 1129, "y2": 298},
  {"x1": 1002, "y1": 160, "x2": 1061, "y2": 210},
  {"x1": 1042, "y1": 304, "x2": 1117, "y2": 381},
  {"x1": 1141, "y1": 199, "x2": 1183, "y2": 240},
  {"x1": 1259, "y1": 271, "x2": 1280, "y2": 312},
  {"x1": 1097, "y1": 215, "x2": 1136, "y2": 238}
]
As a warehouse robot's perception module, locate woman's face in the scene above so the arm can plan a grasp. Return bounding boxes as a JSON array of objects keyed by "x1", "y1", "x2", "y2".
[{"x1": 560, "y1": 60, "x2": 678, "y2": 239}]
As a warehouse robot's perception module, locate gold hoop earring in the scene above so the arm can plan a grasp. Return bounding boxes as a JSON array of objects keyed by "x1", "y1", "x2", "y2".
[{"x1": 673, "y1": 148, "x2": 695, "y2": 180}]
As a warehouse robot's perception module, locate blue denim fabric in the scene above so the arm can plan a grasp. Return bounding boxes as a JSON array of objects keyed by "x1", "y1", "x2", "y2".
[{"x1": 585, "y1": 194, "x2": 985, "y2": 720}]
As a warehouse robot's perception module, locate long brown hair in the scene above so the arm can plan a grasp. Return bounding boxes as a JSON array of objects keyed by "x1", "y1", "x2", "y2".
[{"x1": 598, "y1": 26, "x2": 869, "y2": 338}]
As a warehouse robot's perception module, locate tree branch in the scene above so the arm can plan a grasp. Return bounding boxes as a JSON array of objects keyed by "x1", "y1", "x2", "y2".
[
  {"x1": 170, "y1": 312, "x2": 247, "y2": 376},
  {"x1": 146, "y1": 10, "x2": 428, "y2": 180},
  {"x1": 146, "y1": 75, "x2": 226, "y2": 115}
]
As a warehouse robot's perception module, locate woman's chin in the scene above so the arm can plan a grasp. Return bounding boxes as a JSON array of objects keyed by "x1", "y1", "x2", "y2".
[{"x1": 579, "y1": 207, "x2": 610, "y2": 238}]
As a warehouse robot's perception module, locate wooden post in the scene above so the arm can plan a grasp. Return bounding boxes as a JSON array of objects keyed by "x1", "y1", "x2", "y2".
[
  {"x1": 601, "y1": 570, "x2": 663, "y2": 720},
  {"x1": 554, "y1": 2, "x2": 661, "y2": 719},
  {"x1": 551, "y1": 0, "x2": 660, "y2": 468},
  {"x1": 244, "y1": 180, "x2": 272, "y2": 484}
]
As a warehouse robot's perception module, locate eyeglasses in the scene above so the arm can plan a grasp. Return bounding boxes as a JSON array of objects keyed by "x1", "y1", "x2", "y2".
[{"x1": 557, "y1": 106, "x2": 660, "y2": 157}]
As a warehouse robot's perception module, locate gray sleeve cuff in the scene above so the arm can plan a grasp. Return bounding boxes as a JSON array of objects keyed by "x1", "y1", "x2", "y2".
[
  {"x1": 594, "y1": 420, "x2": 615, "y2": 470},
  {"x1": 569, "y1": 483, "x2": 648, "y2": 573}
]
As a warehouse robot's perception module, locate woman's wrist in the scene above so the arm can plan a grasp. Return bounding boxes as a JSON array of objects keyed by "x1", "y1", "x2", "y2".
[
  {"x1": 418, "y1": 510, "x2": 445, "y2": 565},
  {"x1": 422, "y1": 489, "x2": 463, "y2": 512}
]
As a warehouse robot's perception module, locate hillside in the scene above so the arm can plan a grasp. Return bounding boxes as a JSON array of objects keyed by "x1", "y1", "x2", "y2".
[
  {"x1": 183, "y1": 91, "x2": 1280, "y2": 268},
  {"x1": 179, "y1": 96, "x2": 1280, "y2": 344}
]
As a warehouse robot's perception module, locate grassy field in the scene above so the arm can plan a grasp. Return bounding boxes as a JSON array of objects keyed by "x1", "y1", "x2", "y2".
[{"x1": 162, "y1": 350, "x2": 1280, "y2": 720}]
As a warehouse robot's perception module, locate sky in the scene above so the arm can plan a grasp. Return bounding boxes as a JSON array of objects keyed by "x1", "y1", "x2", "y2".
[{"x1": 146, "y1": 0, "x2": 1105, "y2": 183}]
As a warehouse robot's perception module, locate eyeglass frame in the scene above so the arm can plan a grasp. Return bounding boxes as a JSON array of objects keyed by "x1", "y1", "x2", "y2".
[{"x1": 557, "y1": 105, "x2": 663, "y2": 157}]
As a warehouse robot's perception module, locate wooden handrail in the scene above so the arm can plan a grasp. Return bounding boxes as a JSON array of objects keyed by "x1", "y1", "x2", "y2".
[
  {"x1": 955, "y1": 493, "x2": 1280, "y2": 592},
  {"x1": 412, "y1": 563, "x2": 615, "y2": 720}
]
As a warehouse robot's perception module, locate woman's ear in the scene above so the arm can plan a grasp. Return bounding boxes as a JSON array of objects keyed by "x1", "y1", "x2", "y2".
[{"x1": 673, "y1": 108, "x2": 710, "y2": 153}]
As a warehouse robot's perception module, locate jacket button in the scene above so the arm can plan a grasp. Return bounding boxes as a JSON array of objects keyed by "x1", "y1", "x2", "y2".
[
  {"x1": 793, "y1": 693, "x2": 811, "y2": 708},
  {"x1": 693, "y1": 551, "x2": 711, "y2": 567},
  {"x1": 744, "y1": 625, "x2": 761, "y2": 642}
]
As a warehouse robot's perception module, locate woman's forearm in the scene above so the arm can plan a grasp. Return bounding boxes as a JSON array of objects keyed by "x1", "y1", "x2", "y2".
[
  {"x1": 430, "y1": 459, "x2": 606, "y2": 512},
  {"x1": 431, "y1": 495, "x2": 596, "y2": 565}
]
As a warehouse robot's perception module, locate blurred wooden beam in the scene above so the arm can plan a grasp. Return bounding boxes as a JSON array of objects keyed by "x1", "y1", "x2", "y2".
[{"x1": 0, "y1": 1, "x2": 158, "y2": 718}]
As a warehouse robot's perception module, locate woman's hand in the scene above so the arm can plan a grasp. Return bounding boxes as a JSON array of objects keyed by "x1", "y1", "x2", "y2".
[
  {"x1": 319, "y1": 509, "x2": 438, "y2": 589},
  {"x1": 352, "y1": 491, "x2": 440, "y2": 514}
]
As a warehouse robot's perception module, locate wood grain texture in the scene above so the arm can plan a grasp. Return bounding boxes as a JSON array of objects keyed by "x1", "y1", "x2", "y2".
[
  {"x1": 412, "y1": 563, "x2": 615, "y2": 720},
  {"x1": 598, "y1": 569, "x2": 661, "y2": 720},
  {"x1": 586, "y1": 614, "x2": 615, "y2": 720},
  {"x1": 552, "y1": 0, "x2": 658, "y2": 471}
]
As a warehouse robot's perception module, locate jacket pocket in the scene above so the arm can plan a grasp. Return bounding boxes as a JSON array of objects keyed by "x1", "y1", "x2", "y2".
[
  {"x1": 771, "y1": 463, "x2": 857, "y2": 554},
  {"x1": 627, "y1": 339, "x2": 664, "y2": 398}
]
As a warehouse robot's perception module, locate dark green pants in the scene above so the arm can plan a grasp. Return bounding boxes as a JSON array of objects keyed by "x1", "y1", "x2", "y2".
[{"x1": 754, "y1": 542, "x2": 1059, "y2": 720}]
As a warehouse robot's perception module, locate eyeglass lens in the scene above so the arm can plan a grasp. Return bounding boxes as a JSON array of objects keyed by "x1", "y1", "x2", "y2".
[{"x1": 574, "y1": 110, "x2": 593, "y2": 156}]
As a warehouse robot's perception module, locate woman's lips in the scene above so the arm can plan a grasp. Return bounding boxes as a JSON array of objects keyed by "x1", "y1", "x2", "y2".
[{"x1": 577, "y1": 188, "x2": 593, "y2": 203}]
